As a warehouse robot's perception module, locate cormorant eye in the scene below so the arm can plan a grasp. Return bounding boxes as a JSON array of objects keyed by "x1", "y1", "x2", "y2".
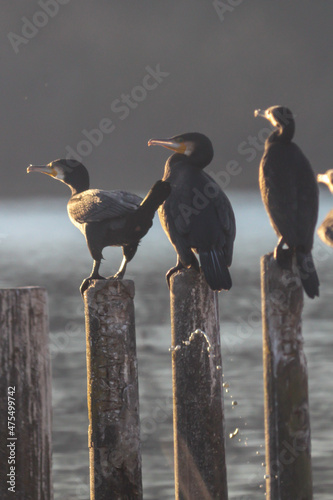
[{"x1": 176, "y1": 137, "x2": 184, "y2": 143}]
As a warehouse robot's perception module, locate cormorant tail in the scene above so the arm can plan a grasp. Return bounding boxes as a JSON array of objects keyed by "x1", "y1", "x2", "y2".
[
  {"x1": 296, "y1": 250, "x2": 320, "y2": 298},
  {"x1": 138, "y1": 180, "x2": 171, "y2": 218},
  {"x1": 199, "y1": 248, "x2": 232, "y2": 291}
]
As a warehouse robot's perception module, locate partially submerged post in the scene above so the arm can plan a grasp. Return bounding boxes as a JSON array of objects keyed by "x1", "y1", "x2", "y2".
[
  {"x1": 0, "y1": 287, "x2": 52, "y2": 500},
  {"x1": 261, "y1": 253, "x2": 312, "y2": 500},
  {"x1": 170, "y1": 269, "x2": 228, "y2": 500},
  {"x1": 83, "y1": 279, "x2": 142, "y2": 500}
]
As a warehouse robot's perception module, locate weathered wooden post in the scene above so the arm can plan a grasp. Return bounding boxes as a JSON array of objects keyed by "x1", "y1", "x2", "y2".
[
  {"x1": 261, "y1": 253, "x2": 313, "y2": 500},
  {"x1": 83, "y1": 279, "x2": 142, "y2": 500},
  {"x1": 0, "y1": 287, "x2": 53, "y2": 500},
  {"x1": 170, "y1": 268, "x2": 228, "y2": 500}
]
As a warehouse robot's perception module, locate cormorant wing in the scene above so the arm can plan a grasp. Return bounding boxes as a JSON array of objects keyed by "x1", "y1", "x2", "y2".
[
  {"x1": 165, "y1": 172, "x2": 235, "y2": 265},
  {"x1": 208, "y1": 177, "x2": 236, "y2": 266},
  {"x1": 68, "y1": 189, "x2": 143, "y2": 224},
  {"x1": 260, "y1": 143, "x2": 318, "y2": 250}
]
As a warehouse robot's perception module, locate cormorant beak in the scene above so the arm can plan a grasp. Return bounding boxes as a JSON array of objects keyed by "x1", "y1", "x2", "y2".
[
  {"x1": 317, "y1": 173, "x2": 329, "y2": 186},
  {"x1": 254, "y1": 108, "x2": 279, "y2": 127},
  {"x1": 148, "y1": 138, "x2": 187, "y2": 154},
  {"x1": 254, "y1": 109, "x2": 267, "y2": 119},
  {"x1": 27, "y1": 165, "x2": 57, "y2": 177}
]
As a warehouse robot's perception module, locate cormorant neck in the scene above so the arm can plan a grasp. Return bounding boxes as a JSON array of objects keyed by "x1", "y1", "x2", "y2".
[
  {"x1": 162, "y1": 154, "x2": 181, "y2": 180},
  {"x1": 163, "y1": 153, "x2": 203, "y2": 180},
  {"x1": 189, "y1": 146, "x2": 213, "y2": 168},
  {"x1": 69, "y1": 184, "x2": 85, "y2": 196},
  {"x1": 270, "y1": 119, "x2": 295, "y2": 143},
  {"x1": 65, "y1": 166, "x2": 90, "y2": 195}
]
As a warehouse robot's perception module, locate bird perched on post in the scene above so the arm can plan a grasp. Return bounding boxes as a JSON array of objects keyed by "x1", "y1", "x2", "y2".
[
  {"x1": 254, "y1": 105, "x2": 319, "y2": 298},
  {"x1": 317, "y1": 170, "x2": 333, "y2": 247},
  {"x1": 27, "y1": 159, "x2": 170, "y2": 294},
  {"x1": 148, "y1": 132, "x2": 236, "y2": 291}
]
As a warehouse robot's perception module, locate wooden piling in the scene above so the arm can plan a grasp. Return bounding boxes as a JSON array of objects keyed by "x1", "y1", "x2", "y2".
[
  {"x1": 261, "y1": 253, "x2": 313, "y2": 500},
  {"x1": 83, "y1": 279, "x2": 142, "y2": 500},
  {"x1": 0, "y1": 287, "x2": 52, "y2": 500},
  {"x1": 170, "y1": 269, "x2": 228, "y2": 500}
]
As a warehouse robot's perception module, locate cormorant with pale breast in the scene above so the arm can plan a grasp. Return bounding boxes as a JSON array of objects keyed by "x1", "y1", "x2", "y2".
[
  {"x1": 27, "y1": 159, "x2": 170, "y2": 293},
  {"x1": 317, "y1": 169, "x2": 333, "y2": 247},
  {"x1": 148, "y1": 132, "x2": 236, "y2": 291},
  {"x1": 254, "y1": 105, "x2": 319, "y2": 298}
]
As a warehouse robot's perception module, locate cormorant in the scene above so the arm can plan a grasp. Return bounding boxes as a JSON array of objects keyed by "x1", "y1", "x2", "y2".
[
  {"x1": 317, "y1": 169, "x2": 333, "y2": 193},
  {"x1": 148, "y1": 132, "x2": 236, "y2": 291},
  {"x1": 317, "y1": 170, "x2": 333, "y2": 247},
  {"x1": 27, "y1": 159, "x2": 170, "y2": 293},
  {"x1": 254, "y1": 105, "x2": 320, "y2": 298}
]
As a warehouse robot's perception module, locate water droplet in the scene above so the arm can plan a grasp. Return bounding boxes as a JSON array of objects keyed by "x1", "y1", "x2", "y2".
[
  {"x1": 223, "y1": 382, "x2": 229, "y2": 388},
  {"x1": 264, "y1": 474, "x2": 270, "y2": 479},
  {"x1": 229, "y1": 427, "x2": 239, "y2": 439},
  {"x1": 232, "y1": 400, "x2": 238, "y2": 406},
  {"x1": 216, "y1": 365, "x2": 222, "y2": 370}
]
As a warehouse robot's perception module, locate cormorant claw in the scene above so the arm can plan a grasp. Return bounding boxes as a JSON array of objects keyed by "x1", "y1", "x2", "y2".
[
  {"x1": 166, "y1": 262, "x2": 200, "y2": 288},
  {"x1": 80, "y1": 275, "x2": 106, "y2": 295},
  {"x1": 106, "y1": 273, "x2": 125, "y2": 281}
]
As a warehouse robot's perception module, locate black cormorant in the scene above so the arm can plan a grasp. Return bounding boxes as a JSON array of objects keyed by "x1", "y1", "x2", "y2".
[
  {"x1": 148, "y1": 132, "x2": 236, "y2": 291},
  {"x1": 254, "y1": 105, "x2": 319, "y2": 298},
  {"x1": 27, "y1": 159, "x2": 170, "y2": 293},
  {"x1": 317, "y1": 170, "x2": 333, "y2": 247}
]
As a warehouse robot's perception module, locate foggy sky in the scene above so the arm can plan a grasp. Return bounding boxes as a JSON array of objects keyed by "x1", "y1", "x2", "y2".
[{"x1": 2, "y1": 1, "x2": 333, "y2": 197}]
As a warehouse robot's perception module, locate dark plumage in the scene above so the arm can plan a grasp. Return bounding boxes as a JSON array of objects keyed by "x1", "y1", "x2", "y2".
[
  {"x1": 27, "y1": 159, "x2": 170, "y2": 293},
  {"x1": 317, "y1": 170, "x2": 333, "y2": 247},
  {"x1": 148, "y1": 132, "x2": 236, "y2": 291},
  {"x1": 254, "y1": 105, "x2": 319, "y2": 298}
]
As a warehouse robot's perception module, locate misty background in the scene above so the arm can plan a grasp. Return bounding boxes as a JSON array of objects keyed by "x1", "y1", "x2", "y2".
[
  {"x1": 2, "y1": 3, "x2": 333, "y2": 498},
  {"x1": 2, "y1": 1, "x2": 333, "y2": 198}
]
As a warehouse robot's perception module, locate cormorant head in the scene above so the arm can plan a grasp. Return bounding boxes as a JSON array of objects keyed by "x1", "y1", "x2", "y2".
[
  {"x1": 254, "y1": 105, "x2": 295, "y2": 141},
  {"x1": 317, "y1": 169, "x2": 333, "y2": 194},
  {"x1": 27, "y1": 159, "x2": 89, "y2": 194},
  {"x1": 148, "y1": 132, "x2": 214, "y2": 168}
]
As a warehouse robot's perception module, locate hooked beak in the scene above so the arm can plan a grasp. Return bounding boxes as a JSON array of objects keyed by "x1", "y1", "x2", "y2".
[
  {"x1": 254, "y1": 108, "x2": 268, "y2": 119},
  {"x1": 27, "y1": 165, "x2": 57, "y2": 176},
  {"x1": 148, "y1": 138, "x2": 187, "y2": 154}
]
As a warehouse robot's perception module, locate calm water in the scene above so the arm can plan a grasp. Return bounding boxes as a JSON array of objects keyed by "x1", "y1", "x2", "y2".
[{"x1": 1, "y1": 191, "x2": 332, "y2": 499}]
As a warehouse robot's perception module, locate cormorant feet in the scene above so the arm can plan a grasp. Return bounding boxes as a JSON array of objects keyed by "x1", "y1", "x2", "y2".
[
  {"x1": 274, "y1": 245, "x2": 293, "y2": 270},
  {"x1": 80, "y1": 275, "x2": 105, "y2": 295},
  {"x1": 166, "y1": 262, "x2": 200, "y2": 288},
  {"x1": 106, "y1": 272, "x2": 125, "y2": 281}
]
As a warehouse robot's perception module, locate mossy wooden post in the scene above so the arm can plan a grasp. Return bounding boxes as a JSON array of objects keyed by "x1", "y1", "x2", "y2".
[
  {"x1": 261, "y1": 253, "x2": 313, "y2": 500},
  {"x1": 0, "y1": 287, "x2": 52, "y2": 500},
  {"x1": 83, "y1": 279, "x2": 142, "y2": 500},
  {"x1": 170, "y1": 269, "x2": 228, "y2": 500}
]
